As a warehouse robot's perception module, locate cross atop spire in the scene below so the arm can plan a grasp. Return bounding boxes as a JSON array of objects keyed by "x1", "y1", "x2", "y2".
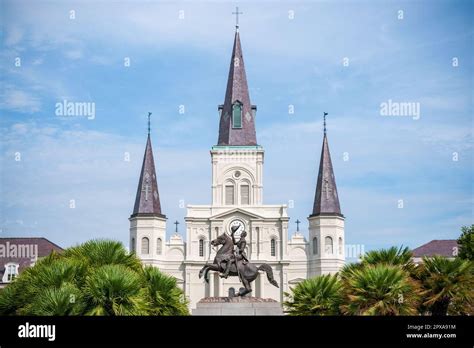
[
  {"x1": 147, "y1": 112, "x2": 152, "y2": 135},
  {"x1": 232, "y1": 6, "x2": 243, "y2": 31},
  {"x1": 295, "y1": 219, "x2": 301, "y2": 232},
  {"x1": 323, "y1": 112, "x2": 328, "y2": 135}
]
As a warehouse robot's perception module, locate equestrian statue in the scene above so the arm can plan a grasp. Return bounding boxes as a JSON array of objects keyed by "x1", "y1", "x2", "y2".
[{"x1": 199, "y1": 225, "x2": 279, "y2": 297}]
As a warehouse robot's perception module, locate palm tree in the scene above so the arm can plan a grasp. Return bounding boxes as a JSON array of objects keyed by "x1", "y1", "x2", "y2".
[
  {"x1": 362, "y1": 246, "x2": 415, "y2": 273},
  {"x1": 339, "y1": 261, "x2": 364, "y2": 283},
  {"x1": 29, "y1": 283, "x2": 85, "y2": 316},
  {"x1": 340, "y1": 264, "x2": 421, "y2": 315},
  {"x1": 142, "y1": 266, "x2": 188, "y2": 315},
  {"x1": 284, "y1": 274, "x2": 343, "y2": 315},
  {"x1": 0, "y1": 239, "x2": 189, "y2": 316},
  {"x1": 64, "y1": 239, "x2": 142, "y2": 272},
  {"x1": 84, "y1": 264, "x2": 149, "y2": 316},
  {"x1": 416, "y1": 256, "x2": 473, "y2": 316},
  {"x1": 0, "y1": 284, "x2": 21, "y2": 315}
]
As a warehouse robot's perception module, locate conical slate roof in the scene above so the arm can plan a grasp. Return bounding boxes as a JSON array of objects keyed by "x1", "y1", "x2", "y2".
[
  {"x1": 311, "y1": 134, "x2": 342, "y2": 217},
  {"x1": 217, "y1": 31, "x2": 257, "y2": 146},
  {"x1": 131, "y1": 135, "x2": 165, "y2": 218}
]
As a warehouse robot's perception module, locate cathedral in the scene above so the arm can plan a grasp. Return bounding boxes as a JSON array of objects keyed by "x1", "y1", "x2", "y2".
[{"x1": 129, "y1": 28, "x2": 345, "y2": 310}]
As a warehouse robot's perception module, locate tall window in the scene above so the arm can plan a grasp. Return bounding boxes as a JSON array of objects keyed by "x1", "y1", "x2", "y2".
[
  {"x1": 225, "y1": 185, "x2": 234, "y2": 205},
  {"x1": 141, "y1": 237, "x2": 150, "y2": 254},
  {"x1": 157, "y1": 238, "x2": 162, "y2": 255},
  {"x1": 312, "y1": 237, "x2": 318, "y2": 255},
  {"x1": 339, "y1": 237, "x2": 343, "y2": 255},
  {"x1": 270, "y1": 239, "x2": 276, "y2": 256},
  {"x1": 131, "y1": 238, "x2": 135, "y2": 253},
  {"x1": 6, "y1": 264, "x2": 18, "y2": 282},
  {"x1": 325, "y1": 236, "x2": 333, "y2": 255},
  {"x1": 199, "y1": 239, "x2": 204, "y2": 257},
  {"x1": 232, "y1": 102, "x2": 242, "y2": 128},
  {"x1": 240, "y1": 185, "x2": 250, "y2": 205}
]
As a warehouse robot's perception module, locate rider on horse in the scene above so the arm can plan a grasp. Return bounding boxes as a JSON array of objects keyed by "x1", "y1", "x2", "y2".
[{"x1": 220, "y1": 225, "x2": 248, "y2": 279}]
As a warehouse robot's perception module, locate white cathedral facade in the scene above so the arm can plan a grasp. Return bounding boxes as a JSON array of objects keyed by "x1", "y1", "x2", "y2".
[{"x1": 129, "y1": 29, "x2": 345, "y2": 310}]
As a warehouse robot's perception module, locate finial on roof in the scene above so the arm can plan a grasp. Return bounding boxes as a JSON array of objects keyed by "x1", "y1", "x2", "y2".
[
  {"x1": 323, "y1": 112, "x2": 328, "y2": 135},
  {"x1": 232, "y1": 6, "x2": 243, "y2": 32},
  {"x1": 147, "y1": 112, "x2": 152, "y2": 135}
]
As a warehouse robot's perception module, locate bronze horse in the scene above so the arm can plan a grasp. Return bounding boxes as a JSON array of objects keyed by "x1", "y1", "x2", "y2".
[{"x1": 198, "y1": 232, "x2": 279, "y2": 296}]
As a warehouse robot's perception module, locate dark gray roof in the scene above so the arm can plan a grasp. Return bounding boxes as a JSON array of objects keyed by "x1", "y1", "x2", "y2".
[
  {"x1": 311, "y1": 134, "x2": 342, "y2": 217},
  {"x1": 131, "y1": 135, "x2": 165, "y2": 218},
  {"x1": 217, "y1": 31, "x2": 257, "y2": 146},
  {"x1": 412, "y1": 240, "x2": 458, "y2": 258}
]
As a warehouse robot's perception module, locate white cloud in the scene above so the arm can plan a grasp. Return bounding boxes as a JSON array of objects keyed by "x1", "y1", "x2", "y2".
[
  {"x1": 64, "y1": 49, "x2": 83, "y2": 60},
  {"x1": 4, "y1": 26, "x2": 23, "y2": 46},
  {"x1": 32, "y1": 58, "x2": 44, "y2": 65},
  {"x1": 0, "y1": 86, "x2": 41, "y2": 113}
]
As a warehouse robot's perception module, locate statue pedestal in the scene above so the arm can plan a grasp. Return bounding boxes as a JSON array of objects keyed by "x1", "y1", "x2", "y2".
[{"x1": 192, "y1": 297, "x2": 284, "y2": 316}]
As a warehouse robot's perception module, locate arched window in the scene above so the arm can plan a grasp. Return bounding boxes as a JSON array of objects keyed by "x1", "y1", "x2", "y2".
[
  {"x1": 131, "y1": 238, "x2": 135, "y2": 253},
  {"x1": 339, "y1": 237, "x2": 343, "y2": 255},
  {"x1": 6, "y1": 264, "x2": 18, "y2": 282},
  {"x1": 232, "y1": 102, "x2": 242, "y2": 128},
  {"x1": 312, "y1": 237, "x2": 318, "y2": 255},
  {"x1": 141, "y1": 237, "x2": 150, "y2": 254},
  {"x1": 325, "y1": 236, "x2": 333, "y2": 255},
  {"x1": 270, "y1": 239, "x2": 276, "y2": 257},
  {"x1": 225, "y1": 185, "x2": 235, "y2": 205},
  {"x1": 199, "y1": 239, "x2": 204, "y2": 257},
  {"x1": 157, "y1": 238, "x2": 162, "y2": 255}
]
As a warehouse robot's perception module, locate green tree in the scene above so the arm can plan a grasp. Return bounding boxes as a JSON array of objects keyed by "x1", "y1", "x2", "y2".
[
  {"x1": 142, "y1": 266, "x2": 188, "y2": 316},
  {"x1": 283, "y1": 274, "x2": 343, "y2": 316},
  {"x1": 457, "y1": 225, "x2": 474, "y2": 260},
  {"x1": 340, "y1": 264, "x2": 421, "y2": 315},
  {"x1": 362, "y1": 246, "x2": 415, "y2": 274},
  {"x1": 416, "y1": 256, "x2": 473, "y2": 316},
  {"x1": 0, "y1": 239, "x2": 189, "y2": 316}
]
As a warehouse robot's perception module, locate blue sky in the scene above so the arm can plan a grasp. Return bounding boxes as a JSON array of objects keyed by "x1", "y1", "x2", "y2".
[{"x1": 0, "y1": 0, "x2": 472, "y2": 253}]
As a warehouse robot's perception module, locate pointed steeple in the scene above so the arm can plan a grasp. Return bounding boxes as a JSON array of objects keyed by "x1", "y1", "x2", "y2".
[
  {"x1": 132, "y1": 133, "x2": 165, "y2": 218},
  {"x1": 311, "y1": 129, "x2": 342, "y2": 217},
  {"x1": 217, "y1": 30, "x2": 257, "y2": 146}
]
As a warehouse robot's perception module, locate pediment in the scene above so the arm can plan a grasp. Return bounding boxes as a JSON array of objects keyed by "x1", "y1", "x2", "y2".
[{"x1": 209, "y1": 208, "x2": 265, "y2": 221}]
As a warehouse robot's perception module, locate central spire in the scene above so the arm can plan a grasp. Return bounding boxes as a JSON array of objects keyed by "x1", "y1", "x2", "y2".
[
  {"x1": 217, "y1": 28, "x2": 257, "y2": 146},
  {"x1": 311, "y1": 113, "x2": 342, "y2": 217},
  {"x1": 131, "y1": 114, "x2": 165, "y2": 218}
]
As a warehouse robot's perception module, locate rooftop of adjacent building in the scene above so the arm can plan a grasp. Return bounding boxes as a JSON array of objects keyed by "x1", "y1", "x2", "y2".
[
  {"x1": 0, "y1": 237, "x2": 63, "y2": 283},
  {"x1": 411, "y1": 239, "x2": 458, "y2": 258}
]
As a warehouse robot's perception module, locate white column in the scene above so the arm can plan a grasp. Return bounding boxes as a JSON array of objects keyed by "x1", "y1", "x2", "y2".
[
  {"x1": 257, "y1": 161, "x2": 262, "y2": 204},
  {"x1": 259, "y1": 271, "x2": 265, "y2": 298},
  {"x1": 211, "y1": 156, "x2": 218, "y2": 205},
  {"x1": 185, "y1": 272, "x2": 190, "y2": 297},
  {"x1": 209, "y1": 271, "x2": 215, "y2": 297},
  {"x1": 256, "y1": 227, "x2": 260, "y2": 260},
  {"x1": 218, "y1": 276, "x2": 224, "y2": 297}
]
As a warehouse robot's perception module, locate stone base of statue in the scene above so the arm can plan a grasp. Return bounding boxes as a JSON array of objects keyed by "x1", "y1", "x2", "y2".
[{"x1": 192, "y1": 297, "x2": 284, "y2": 316}]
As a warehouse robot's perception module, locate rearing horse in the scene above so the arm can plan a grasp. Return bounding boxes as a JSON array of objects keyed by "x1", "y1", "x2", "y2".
[{"x1": 198, "y1": 232, "x2": 279, "y2": 296}]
